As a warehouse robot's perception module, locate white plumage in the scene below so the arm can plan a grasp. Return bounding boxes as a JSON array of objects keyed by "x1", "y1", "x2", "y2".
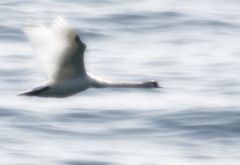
[
  {"x1": 23, "y1": 17, "x2": 86, "y2": 81},
  {"x1": 19, "y1": 17, "x2": 159, "y2": 97}
]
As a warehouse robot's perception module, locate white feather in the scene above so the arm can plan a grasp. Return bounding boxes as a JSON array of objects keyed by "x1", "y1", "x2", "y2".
[
  {"x1": 23, "y1": 17, "x2": 86, "y2": 82},
  {"x1": 20, "y1": 17, "x2": 159, "y2": 97}
]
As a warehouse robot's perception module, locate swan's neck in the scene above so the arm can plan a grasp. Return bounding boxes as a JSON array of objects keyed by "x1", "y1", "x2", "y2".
[
  {"x1": 90, "y1": 77, "x2": 159, "y2": 88},
  {"x1": 106, "y1": 82, "x2": 158, "y2": 88}
]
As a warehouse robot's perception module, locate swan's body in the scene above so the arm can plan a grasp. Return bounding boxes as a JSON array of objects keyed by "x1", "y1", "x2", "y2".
[{"x1": 19, "y1": 17, "x2": 159, "y2": 97}]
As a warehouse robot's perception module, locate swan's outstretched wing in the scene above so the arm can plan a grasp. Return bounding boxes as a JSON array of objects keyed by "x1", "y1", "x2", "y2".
[{"x1": 23, "y1": 17, "x2": 86, "y2": 81}]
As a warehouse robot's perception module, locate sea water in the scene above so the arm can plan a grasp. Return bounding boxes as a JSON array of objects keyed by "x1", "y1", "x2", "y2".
[{"x1": 1, "y1": 0, "x2": 240, "y2": 164}]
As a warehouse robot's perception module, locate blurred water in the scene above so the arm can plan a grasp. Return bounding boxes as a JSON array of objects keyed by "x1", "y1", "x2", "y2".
[{"x1": 1, "y1": 0, "x2": 240, "y2": 164}]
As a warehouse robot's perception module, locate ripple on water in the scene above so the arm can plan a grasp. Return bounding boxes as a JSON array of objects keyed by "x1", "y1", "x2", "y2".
[
  {"x1": 0, "y1": 26, "x2": 25, "y2": 41},
  {"x1": 0, "y1": 108, "x2": 21, "y2": 117},
  {"x1": 147, "y1": 109, "x2": 240, "y2": 142},
  {"x1": 54, "y1": 109, "x2": 138, "y2": 123},
  {"x1": 63, "y1": 160, "x2": 112, "y2": 165}
]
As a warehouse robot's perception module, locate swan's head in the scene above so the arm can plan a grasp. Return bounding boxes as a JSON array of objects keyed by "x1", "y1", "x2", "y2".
[{"x1": 143, "y1": 81, "x2": 161, "y2": 88}]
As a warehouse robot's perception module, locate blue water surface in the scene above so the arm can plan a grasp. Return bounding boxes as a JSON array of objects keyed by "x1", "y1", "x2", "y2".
[{"x1": 1, "y1": 0, "x2": 240, "y2": 164}]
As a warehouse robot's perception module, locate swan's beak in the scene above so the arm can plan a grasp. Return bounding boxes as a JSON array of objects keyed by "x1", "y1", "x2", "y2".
[{"x1": 152, "y1": 81, "x2": 162, "y2": 88}]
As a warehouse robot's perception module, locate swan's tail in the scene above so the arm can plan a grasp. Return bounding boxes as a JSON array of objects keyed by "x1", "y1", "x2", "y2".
[{"x1": 18, "y1": 85, "x2": 50, "y2": 96}]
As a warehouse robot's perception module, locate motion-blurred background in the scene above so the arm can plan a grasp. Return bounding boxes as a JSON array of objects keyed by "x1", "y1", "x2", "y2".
[{"x1": 1, "y1": 0, "x2": 240, "y2": 164}]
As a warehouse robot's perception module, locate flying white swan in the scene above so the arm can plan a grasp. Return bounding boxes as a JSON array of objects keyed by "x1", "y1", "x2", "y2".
[{"x1": 19, "y1": 17, "x2": 160, "y2": 97}]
